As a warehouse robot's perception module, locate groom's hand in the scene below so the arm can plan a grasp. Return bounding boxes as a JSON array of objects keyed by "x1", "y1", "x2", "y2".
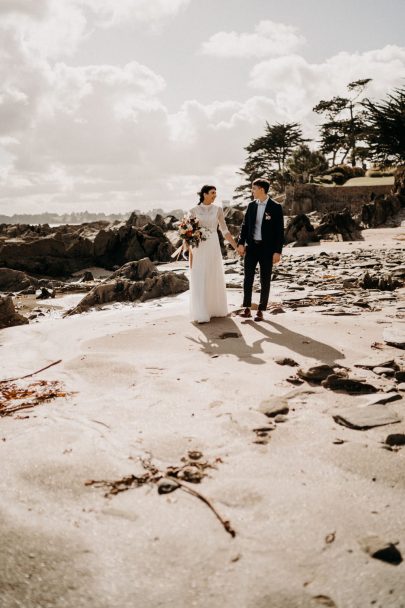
[
  {"x1": 272, "y1": 252, "x2": 281, "y2": 265},
  {"x1": 237, "y1": 244, "x2": 245, "y2": 256}
]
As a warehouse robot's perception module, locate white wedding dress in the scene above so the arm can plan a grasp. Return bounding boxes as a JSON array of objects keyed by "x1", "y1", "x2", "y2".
[{"x1": 189, "y1": 204, "x2": 230, "y2": 323}]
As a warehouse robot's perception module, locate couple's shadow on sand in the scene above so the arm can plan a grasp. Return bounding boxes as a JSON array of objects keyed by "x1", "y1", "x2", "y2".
[{"x1": 188, "y1": 316, "x2": 344, "y2": 366}]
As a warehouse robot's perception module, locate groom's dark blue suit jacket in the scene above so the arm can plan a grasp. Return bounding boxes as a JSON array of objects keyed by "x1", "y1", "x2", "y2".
[{"x1": 238, "y1": 198, "x2": 284, "y2": 254}]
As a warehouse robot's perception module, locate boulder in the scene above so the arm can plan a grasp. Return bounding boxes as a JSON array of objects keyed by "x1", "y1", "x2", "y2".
[
  {"x1": 0, "y1": 268, "x2": 39, "y2": 292},
  {"x1": 284, "y1": 214, "x2": 317, "y2": 245},
  {"x1": 315, "y1": 208, "x2": 362, "y2": 241},
  {"x1": 361, "y1": 194, "x2": 401, "y2": 227},
  {"x1": 360, "y1": 535, "x2": 403, "y2": 565},
  {"x1": 126, "y1": 212, "x2": 153, "y2": 228},
  {"x1": 36, "y1": 287, "x2": 55, "y2": 300},
  {"x1": 0, "y1": 295, "x2": 29, "y2": 329},
  {"x1": 152, "y1": 214, "x2": 167, "y2": 231},
  {"x1": 65, "y1": 258, "x2": 189, "y2": 315},
  {"x1": 358, "y1": 271, "x2": 402, "y2": 291}
]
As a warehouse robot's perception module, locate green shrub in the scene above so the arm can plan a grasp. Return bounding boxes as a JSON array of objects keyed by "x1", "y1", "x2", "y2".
[
  {"x1": 329, "y1": 172, "x2": 346, "y2": 185},
  {"x1": 366, "y1": 167, "x2": 397, "y2": 177},
  {"x1": 323, "y1": 164, "x2": 365, "y2": 179}
]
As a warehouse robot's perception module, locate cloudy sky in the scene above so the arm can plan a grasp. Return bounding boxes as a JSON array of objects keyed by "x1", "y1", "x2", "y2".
[{"x1": 0, "y1": 0, "x2": 404, "y2": 215}]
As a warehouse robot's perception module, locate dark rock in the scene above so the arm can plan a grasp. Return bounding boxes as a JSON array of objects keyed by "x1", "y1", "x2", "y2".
[
  {"x1": 316, "y1": 208, "x2": 362, "y2": 241},
  {"x1": 394, "y1": 370, "x2": 405, "y2": 382},
  {"x1": 323, "y1": 375, "x2": 377, "y2": 394},
  {"x1": 361, "y1": 194, "x2": 401, "y2": 227},
  {"x1": 21, "y1": 285, "x2": 36, "y2": 295},
  {"x1": 81, "y1": 271, "x2": 94, "y2": 282},
  {"x1": 177, "y1": 466, "x2": 204, "y2": 483},
  {"x1": 126, "y1": 212, "x2": 153, "y2": 228},
  {"x1": 0, "y1": 295, "x2": 29, "y2": 329},
  {"x1": 360, "y1": 535, "x2": 403, "y2": 565},
  {"x1": 35, "y1": 287, "x2": 55, "y2": 300},
  {"x1": 297, "y1": 365, "x2": 335, "y2": 383},
  {"x1": 385, "y1": 433, "x2": 405, "y2": 446},
  {"x1": 286, "y1": 376, "x2": 304, "y2": 385},
  {"x1": 110, "y1": 258, "x2": 158, "y2": 281},
  {"x1": 0, "y1": 217, "x2": 174, "y2": 277},
  {"x1": 275, "y1": 357, "x2": 299, "y2": 367},
  {"x1": 284, "y1": 214, "x2": 316, "y2": 245},
  {"x1": 0, "y1": 268, "x2": 39, "y2": 292},
  {"x1": 157, "y1": 480, "x2": 178, "y2": 495},
  {"x1": 358, "y1": 271, "x2": 402, "y2": 291}
]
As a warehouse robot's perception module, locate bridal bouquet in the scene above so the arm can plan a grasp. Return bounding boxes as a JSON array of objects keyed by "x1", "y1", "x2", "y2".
[
  {"x1": 171, "y1": 214, "x2": 209, "y2": 260},
  {"x1": 178, "y1": 214, "x2": 209, "y2": 248}
]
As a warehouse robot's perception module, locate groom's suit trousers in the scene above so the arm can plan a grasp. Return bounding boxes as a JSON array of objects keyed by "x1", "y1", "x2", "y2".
[{"x1": 242, "y1": 241, "x2": 273, "y2": 311}]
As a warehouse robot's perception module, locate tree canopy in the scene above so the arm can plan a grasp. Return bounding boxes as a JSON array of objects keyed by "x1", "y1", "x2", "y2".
[{"x1": 362, "y1": 86, "x2": 405, "y2": 165}]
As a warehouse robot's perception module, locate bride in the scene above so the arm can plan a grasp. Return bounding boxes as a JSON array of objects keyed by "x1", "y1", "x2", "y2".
[{"x1": 189, "y1": 185, "x2": 238, "y2": 323}]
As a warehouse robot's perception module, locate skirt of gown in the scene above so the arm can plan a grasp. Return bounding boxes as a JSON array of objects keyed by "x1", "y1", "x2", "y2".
[{"x1": 189, "y1": 232, "x2": 228, "y2": 323}]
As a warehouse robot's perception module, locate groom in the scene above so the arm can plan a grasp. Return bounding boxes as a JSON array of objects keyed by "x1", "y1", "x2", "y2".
[{"x1": 237, "y1": 178, "x2": 284, "y2": 321}]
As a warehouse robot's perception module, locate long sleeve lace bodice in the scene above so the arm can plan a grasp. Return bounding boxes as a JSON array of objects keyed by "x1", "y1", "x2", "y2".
[{"x1": 190, "y1": 204, "x2": 230, "y2": 237}]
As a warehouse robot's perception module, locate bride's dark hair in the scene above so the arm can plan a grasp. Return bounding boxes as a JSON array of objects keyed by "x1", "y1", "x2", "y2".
[{"x1": 197, "y1": 185, "x2": 216, "y2": 205}]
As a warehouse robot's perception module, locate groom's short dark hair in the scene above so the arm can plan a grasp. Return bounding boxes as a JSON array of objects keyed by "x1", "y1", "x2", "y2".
[{"x1": 252, "y1": 178, "x2": 270, "y2": 193}]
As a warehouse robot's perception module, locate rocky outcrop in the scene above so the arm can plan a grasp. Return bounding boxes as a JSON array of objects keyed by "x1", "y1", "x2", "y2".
[
  {"x1": 0, "y1": 215, "x2": 174, "y2": 277},
  {"x1": 358, "y1": 271, "x2": 402, "y2": 291},
  {"x1": 65, "y1": 258, "x2": 189, "y2": 316},
  {"x1": 0, "y1": 295, "x2": 29, "y2": 329},
  {"x1": 0, "y1": 268, "x2": 40, "y2": 292},
  {"x1": 284, "y1": 214, "x2": 317, "y2": 245},
  {"x1": 316, "y1": 208, "x2": 362, "y2": 241},
  {"x1": 361, "y1": 194, "x2": 401, "y2": 227}
]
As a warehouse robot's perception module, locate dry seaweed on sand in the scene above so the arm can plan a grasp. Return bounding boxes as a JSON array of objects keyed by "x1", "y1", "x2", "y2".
[
  {"x1": 0, "y1": 377, "x2": 70, "y2": 417},
  {"x1": 85, "y1": 452, "x2": 236, "y2": 538}
]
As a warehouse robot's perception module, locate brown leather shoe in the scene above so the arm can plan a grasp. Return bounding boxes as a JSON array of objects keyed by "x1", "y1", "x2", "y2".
[
  {"x1": 240, "y1": 307, "x2": 252, "y2": 318},
  {"x1": 254, "y1": 309, "x2": 264, "y2": 321}
]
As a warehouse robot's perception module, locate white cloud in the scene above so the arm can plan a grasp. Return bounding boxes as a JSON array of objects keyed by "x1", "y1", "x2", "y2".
[
  {"x1": 0, "y1": 0, "x2": 191, "y2": 60},
  {"x1": 201, "y1": 20, "x2": 305, "y2": 59},
  {"x1": 0, "y1": 0, "x2": 50, "y2": 17},
  {"x1": 77, "y1": 0, "x2": 191, "y2": 27},
  {"x1": 0, "y1": 1, "x2": 403, "y2": 216},
  {"x1": 249, "y1": 45, "x2": 405, "y2": 119}
]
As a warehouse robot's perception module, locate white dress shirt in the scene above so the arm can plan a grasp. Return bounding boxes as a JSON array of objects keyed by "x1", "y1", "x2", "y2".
[{"x1": 253, "y1": 198, "x2": 268, "y2": 241}]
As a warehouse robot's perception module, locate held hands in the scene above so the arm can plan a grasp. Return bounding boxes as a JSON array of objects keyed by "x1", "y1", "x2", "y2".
[{"x1": 236, "y1": 245, "x2": 280, "y2": 263}]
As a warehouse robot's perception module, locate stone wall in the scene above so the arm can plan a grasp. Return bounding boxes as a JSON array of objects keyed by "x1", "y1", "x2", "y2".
[{"x1": 284, "y1": 184, "x2": 392, "y2": 215}]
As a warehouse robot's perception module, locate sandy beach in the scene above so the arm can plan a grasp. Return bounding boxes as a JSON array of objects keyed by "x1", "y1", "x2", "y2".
[{"x1": 1, "y1": 226, "x2": 405, "y2": 608}]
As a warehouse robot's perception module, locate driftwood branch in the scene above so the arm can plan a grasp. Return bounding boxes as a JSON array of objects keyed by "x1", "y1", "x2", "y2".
[
  {"x1": 168, "y1": 477, "x2": 236, "y2": 538},
  {"x1": 0, "y1": 360, "x2": 62, "y2": 384},
  {"x1": 85, "y1": 453, "x2": 236, "y2": 538}
]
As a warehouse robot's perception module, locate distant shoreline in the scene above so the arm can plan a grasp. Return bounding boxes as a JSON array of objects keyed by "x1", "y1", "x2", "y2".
[{"x1": 0, "y1": 208, "x2": 185, "y2": 225}]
